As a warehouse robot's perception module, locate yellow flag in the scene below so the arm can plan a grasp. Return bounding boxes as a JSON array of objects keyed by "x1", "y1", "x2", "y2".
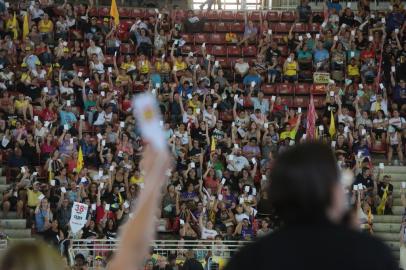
[
  {"x1": 11, "y1": 13, "x2": 18, "y2": 39},
  {"x1": 329, "y1": 111, "x2": 336, "y2": 138},
  {"x1": 22, "y1": 12, "x2": 29, "y2": 39},
  {"x1": 377, "y1": 186, "x2": 389, "y2": 215},
  {"x1": 77, "y1": 146, "x2": 84, "y2": 172},
  {"x1": 110, "y1": 0, "x2": 120, "y2": 26},
  {"x1": 210, "y1": 136, "x2": 216, "y2": 153}
]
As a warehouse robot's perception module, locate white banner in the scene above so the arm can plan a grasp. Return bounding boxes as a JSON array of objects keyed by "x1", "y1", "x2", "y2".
[{"x1": 70, "y1": 202, "x2": 89, "y2": 234}]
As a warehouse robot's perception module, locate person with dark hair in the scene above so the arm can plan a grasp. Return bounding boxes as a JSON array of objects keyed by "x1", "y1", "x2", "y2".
[{"x1": 224, "y1": 142, "x2": 397, "y2": 270}]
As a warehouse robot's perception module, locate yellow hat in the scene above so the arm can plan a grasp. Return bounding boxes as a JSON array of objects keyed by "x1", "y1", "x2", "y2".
[
  {"x1": 21, "y1": 63, "x2": 28, "y2": 67},
  {"x1": 63, "y1": 48, "x2": 69, "y2": 53},
  {"x1": 103, "y1": 17, "x2": 109, "y2": 22},
  {"x1": 25, "y1": 46, "x2": 31, "y2": 51},
  {"x1": 35, "y1": 60, "x2": 41, "y2": 65}
]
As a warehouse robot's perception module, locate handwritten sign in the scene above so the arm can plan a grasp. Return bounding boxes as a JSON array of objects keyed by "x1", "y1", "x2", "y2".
[
  {"x1": 70, "y1": 202, "x2": 88, "y2": 234},
  {"x1": 313, "y1": 72, "x2": 331, "y2": 84}
]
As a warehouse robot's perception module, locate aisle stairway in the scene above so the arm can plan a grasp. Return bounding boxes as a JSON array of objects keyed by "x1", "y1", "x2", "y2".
[
  {"x1": 373, "y1": 166, "x2": 406, "y2": 261},
  {"x1": 0, "y1": 167, "x2": 32, "y2": 244}
]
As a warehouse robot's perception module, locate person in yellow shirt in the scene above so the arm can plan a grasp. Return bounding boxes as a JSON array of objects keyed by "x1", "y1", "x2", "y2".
[
  {"x1": 155, "y1": 57, "x2": 171, "y2": 81},
  {"x1": 38, "y1": 13, "x2": 54, "y2": 42},
  {"x1": 27, "y1": 181, "x2": 44, "y2": 209},
  {"x1": 347, "y1": 57, "x2": 360, "y2": 80},
  {"x1": 129, "y1": 170, "x2": 144, "y2": 185},
  {"x1": 170, "y1": 42, "x2": 187, "y2": 78},
  {"x1": 137, "y1": 54, "x2": 151, "y2": 81},
  {"x1": 280, "y1": 111, "x2": 302, "y2": 141},
  {"x1": 14, "y1": 93, "x2": 34, "y2": 120},
  {"x1": 283, "y1": 53, "x2": 299, "y2": 83},
  {"x1": 187, "y1": 93, "x2": 201, "y2": 113}
]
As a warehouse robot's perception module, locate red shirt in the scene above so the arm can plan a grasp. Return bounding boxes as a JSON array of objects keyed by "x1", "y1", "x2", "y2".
[{"x1": 40, "y1": 108, "x2": 56, "y2": 121}]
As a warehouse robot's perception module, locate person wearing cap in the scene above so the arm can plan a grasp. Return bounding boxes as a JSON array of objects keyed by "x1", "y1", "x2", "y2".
[{"x1": 23, "y1": 46, "x2": 41, "y2": 72}]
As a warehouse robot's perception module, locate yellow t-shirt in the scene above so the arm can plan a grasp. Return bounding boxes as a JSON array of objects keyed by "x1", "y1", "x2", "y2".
[
  {"x1": 38, "y1": 20, "x2": 53, "y2": 33},
  {"x1": 155, "y1": 61, "x2": 171, "y2": 73},
  {"x1": 14, "y1": 99, "x2": 28, "y2": 109},
  {"x1": 130, "y1": 176, "x2": 144, "y2": 184},
  {"x1": 174, "y1": 60, "x2": 187, "y2": 71},
  {"x1": 139, "y1": 60, "x2": 150, "y2": 74},
  {"x1": 27, "y1": 189, "x2": 43, "y2": 207},
  {"x1": 121, "y1": 61, "x2": 136, "y2": 72},
  {"x1": 280, "y1": 129, "x2": 297, "y2": 140},
  {"x1": 187, "y1": 99, "x2": 200, "y2": 112},
  {"x1": 284, "y1": 61, "x2": 297, "y2": 76},
  {"x1": 347, "y1": 64, "x2": 359, "y2": 76},
  {"x1": 21, "y1": 72, "x2": 31, "y2": 84}
]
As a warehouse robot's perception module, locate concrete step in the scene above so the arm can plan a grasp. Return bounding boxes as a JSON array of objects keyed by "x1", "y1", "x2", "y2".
[
  {"x1": 393, "y1": 206, "x2": 404, "y2": 215},
  {"x1": 3, "y1": 229, "x2": 31, "y2": 238},
  {"x1": 374, "y1": 215, "x2": 402, "y2": 223},
  {"x1": 374, "y1": 166, "x2": 406, "y2": 174},
  {"x1": 392, "y1": 250, "x2": 400, "y2": 261},
  {"x1": 0, "y1": 184, "x2": 9, "y2": 192},
  {"x1": 373, "y1": 223, "x2": 401, "y2": 233},
  {"x1": 0, "y1": 176, "x2": 6, "y2": 185},
  {"x1": 0, "y1": 219, "x2": 26, "y2": 229},
  {"x1": 375, "y1": 232, "x2": 400, "y2": 241},
  {"x1": 384, "y1": 240, "x2": 400, "y2": 251},
  {"x1": 0, "y1": 211, "x2": 17, "y2": 219}
]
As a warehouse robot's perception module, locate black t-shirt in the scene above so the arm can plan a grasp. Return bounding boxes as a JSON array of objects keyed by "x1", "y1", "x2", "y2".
[
  {"x1": 266, "y1": 48, "x2": 281, "y2": 63},
  {"x1": 354, "y1": 173, "x2": 374, "y2": 189},
  {"x1": 377, "y1": 182, "x2": 393, "y2": 198},
  {"x1": 224, "y1": 221, "x2": 397, "y2": 270}
]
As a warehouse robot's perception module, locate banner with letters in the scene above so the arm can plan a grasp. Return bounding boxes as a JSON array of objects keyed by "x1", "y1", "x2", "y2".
[{"x1": 70, "y1": 202, "x2": 89, "y2": 234}]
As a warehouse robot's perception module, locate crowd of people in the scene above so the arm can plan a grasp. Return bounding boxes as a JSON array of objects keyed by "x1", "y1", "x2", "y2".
[{"x1": 0, "y1": 0, "x2": 405, "y2": 268}]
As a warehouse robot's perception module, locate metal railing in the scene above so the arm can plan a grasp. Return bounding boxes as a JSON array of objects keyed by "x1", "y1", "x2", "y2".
[{"x1": 69, "y1": 239, "x2": 249, "y2": 269}]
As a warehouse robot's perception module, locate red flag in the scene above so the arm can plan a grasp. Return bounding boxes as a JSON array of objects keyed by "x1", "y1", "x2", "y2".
[{"x1": 306, "y1": 95, "x2": 317, "y2": 140}]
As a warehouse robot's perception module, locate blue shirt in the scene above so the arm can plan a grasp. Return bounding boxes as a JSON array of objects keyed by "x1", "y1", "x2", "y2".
[
  {"x1": 327, "y1": 2, "x2": 342, "y2": 12},
  {"x1": 314, "y1": 49, "x2": 329, "y2": 63},
  {"x1": 243, "y1": 74, "x2": 262, "y2": 86},
  {"x1": 59, "y1": 110, "x2": 77, "y2": 128},
  {"x1": 150, "y1": 73, "x2": 161, "y2": 88},
  {"x1": 35, "y1": 209, "x2": 49, "y2": 232},
  {"x1": 80, "y1": 139, "x2": 95, "y2": 156},
  {"x1": 25, "y1": 54, "x2": 40, "y2": 70},
  {"x1": 177, "y1": 84, "x2": 193, "y2": 98}
]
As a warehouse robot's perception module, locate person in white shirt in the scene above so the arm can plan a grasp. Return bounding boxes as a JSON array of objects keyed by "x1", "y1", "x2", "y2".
[
  {"x1": 227, "y1": 149, "x2": 249, "y2": 172},
  {"x1": 86, "y1": 39, "x2": 104, "y2": 62},
  {"x1": 199, "y1": 208, "x2": 218, "y2": 240},
  {"x1": 389, "y1": 109, "x2": 406, "y2": 130},
  {"x1": 93, "y1": 106, "x2": 113, "y2": 126},
  {"x1": 337, "y1": 101, "x2": 354, "y2": 127},
  {"x1": 234, "y1": 58, "x2": 250, "y2": 78},
  {"x1": 370, "y1": 93, "x2": 388, "y2": 116}
]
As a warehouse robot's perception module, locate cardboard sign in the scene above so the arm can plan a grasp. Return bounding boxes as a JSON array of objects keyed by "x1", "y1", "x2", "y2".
[
  {"x1": 313, "y1": 72, "x2": 331, "y2": 84},
  {"x1": 70, "y1": 202, "x2": 89, "y2": 234}
]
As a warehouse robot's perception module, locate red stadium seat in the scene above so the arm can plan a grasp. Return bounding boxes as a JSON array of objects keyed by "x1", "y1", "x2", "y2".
[
  {"x1": 215, "y1": 57, "x2": 228, "y2": 69},
  {"x1": 262, "y1": 84, "x2": 277, "y2": 95},
  {"x1": 98, "y1": 7, "x2": 110, "y2": 17},
  {"x1": 131, "y1": 8, "x2": 145, "y2": 19},
  {"x1": 194, "y1": 33, "x2": 207, "y2": 44},
  {"x1": 278, "y1": 83, "x2": 294, "y2": 95},
  {"x1": 295, "y1": 84, "x2": 311, "y2": 95},
  {"x1": 211, "y1": 45, "x2": 227, "y2": 56},
  {"x1": 313, "y1": 96, "x2": 325, "y2": 108},
  {"x1": 281, "y1": 11, "x2": 296, "y2": 22},
  {"x1": 119, "y1": 7, "x2": 132, "y2": 18},
  {"x1": 371, "y1": 140, "x2": 387, "y2": 154},
  {"x1": 242, "y1": 46, "x2": 257, "y2": 57},
  {"x1": 293, "y1": 96, "x2": 310, "y2": 108},
  {"x1": 227, "y1": 46, "x2": 241, "y2": 56},
  {"x1": 215, "y1": 22, "x2": 230, "y2": 33},
  {"x1": 209, "y1": 33, "x2": 226, "y2": 44},
  {"x1": 220, "y1": 10, "x2": 235, "y2": 21},
  {"x1": 235, "y1": 11, "x2": 245, "y2": 21},
  {"x1": 249, "y1": 11, "x2": 262, "y2": 21},
  {"x1": 267, "y1": 11, "x2": 280, "y2": 22},
  {"x1": 227, "y1": 57, "x2": 239, "y2": 69},
  {"x1": 144, "y1": 9, "x2": 156, "y2": 19},
  {"x1": 203, "y1": 22, "x2": 214, "y2": 32},
  {"x1": 312, "y1": 84, "x2": 327, "y2": 95},
  {"x1": 231, "y1": 22, "x2": 245, "y2": 33},
  {"x1": 280, "y1": 96, "x2": 293, "y2": 107},
  {"x1": 206, "y1": 10, "x2": 220, "y2": 20},
  {"x1": 274, "y1": 23, "x2": 290, "y2": 34},
  {"x1": 88, "y1": 7, "x2": 98, "y2": 17},
  {"x1": 293, "y1": 23, "x2": 307, "y2": 33}
]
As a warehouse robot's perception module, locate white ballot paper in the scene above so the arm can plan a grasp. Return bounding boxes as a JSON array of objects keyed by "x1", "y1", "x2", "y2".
[{"x1": 132, "y1": 94, "x2": 166, "y2": 150}]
